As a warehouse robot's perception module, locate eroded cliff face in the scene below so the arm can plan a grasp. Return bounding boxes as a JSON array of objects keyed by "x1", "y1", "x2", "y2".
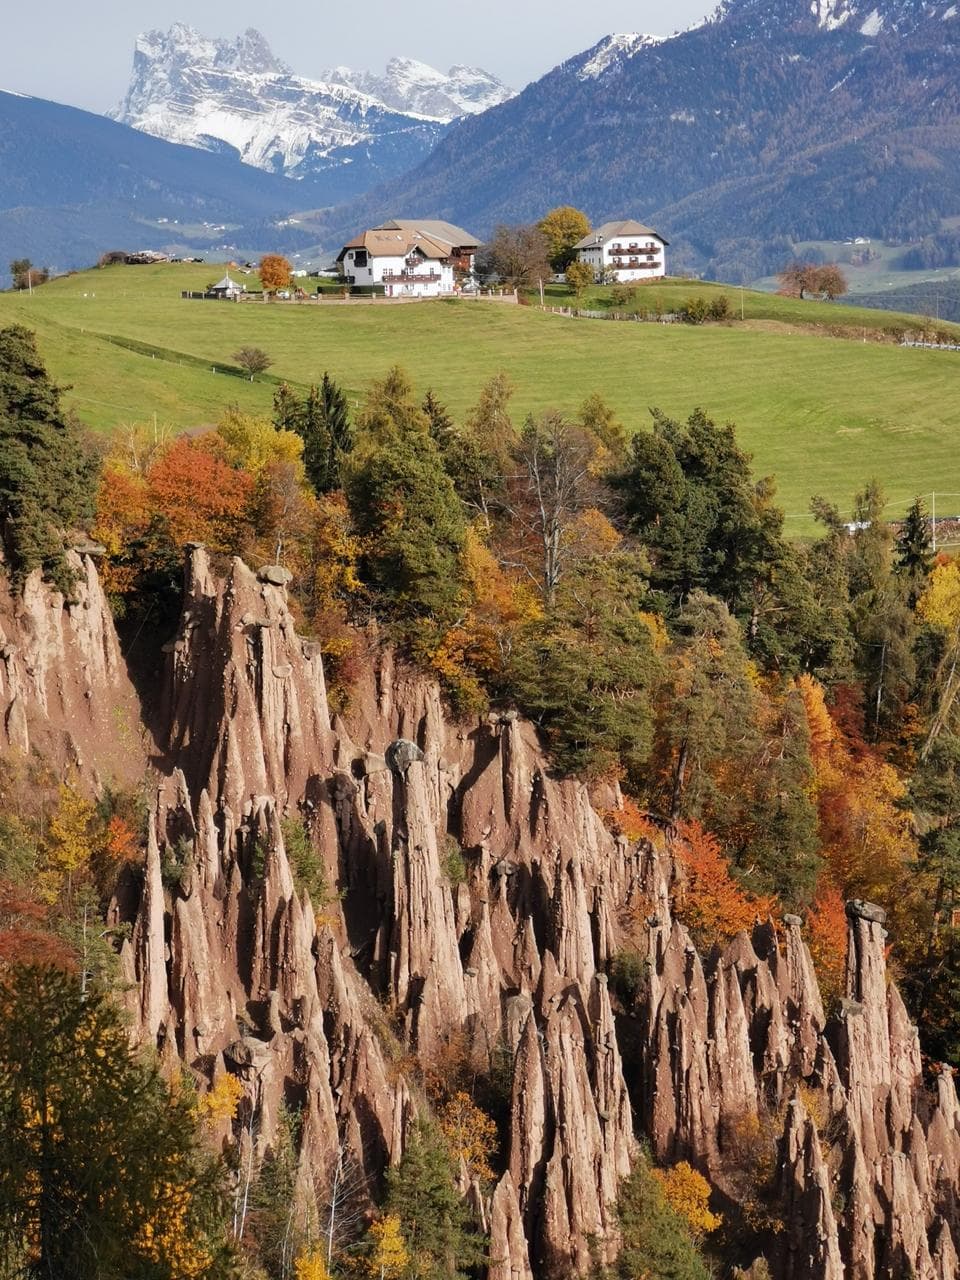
[
  {"x1": 10, "y1": 547, "x2": 960, "y2": 1279},
  {"x1": 0, "y1": 550, "x2": 145, "y2": 784}
]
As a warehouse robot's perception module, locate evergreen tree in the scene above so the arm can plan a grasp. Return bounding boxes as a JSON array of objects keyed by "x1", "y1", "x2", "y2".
[
  {"x1": 612, "y1": 1153, "x2": 710, "y2": 1280},
  {"x1": 0, "y1": 964, "x2": 231, "y2": 1278},
  {"x1": 345, "y1": 369, "x2": 467, "y2": 622},
  {"x1": 847, "y1": 482, "x2": 917, "y2": 738},
  {"x1": 611, "y1": 409, "x2": 803, "y2": 663},
  {"x1": 298, "y1": 374, "x2": 354, "y2": 496},
  {"x1": 896, "y1": 495, "x2": 933, "y2": 606},
  {"x1": 422, "y1": 389, "x2": 456, "y2": 454},
  {"x1": 0, "y1": 325, "x2": 99, "y2": 592},
  {"x1": 273, "y1": 381, "x2": 303, "y2": 434},
  {"x1": 509, "y1": 551, "x2": 660, "y2": 782},
  {"x1": 384, "y1": 1119, "x2": 485, "y2": 1280}
]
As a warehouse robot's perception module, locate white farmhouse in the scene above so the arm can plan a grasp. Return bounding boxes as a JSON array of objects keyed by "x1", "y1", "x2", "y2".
[
  {"x1": 336, "y1": 219, "x2": 480, "y2": 297},
  {"x1": 573, "y1": 220, "x2": 668, "y2": 283}
]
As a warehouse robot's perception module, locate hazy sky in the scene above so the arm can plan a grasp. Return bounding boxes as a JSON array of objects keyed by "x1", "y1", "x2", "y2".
[{"x1": 0, "y1": 1, "x2": 715, "y2": 113}]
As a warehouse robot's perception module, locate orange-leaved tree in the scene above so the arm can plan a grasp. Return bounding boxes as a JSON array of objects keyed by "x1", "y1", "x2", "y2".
[
  {"x1": 147, "y1": 434, "x2": 254, "y2": 553},
  {"x1": 674, "y1": 819, "x2": 776, "y2": 944},
  {"x1": 259, "y1": 254, "x2": 292, "y2": 293},
  {"x1": 805, "y1": 880, "x2": 848, "y2": 1005},
  {"x1": 799, "y1": 674, "x2": 918, "y2": 925}
]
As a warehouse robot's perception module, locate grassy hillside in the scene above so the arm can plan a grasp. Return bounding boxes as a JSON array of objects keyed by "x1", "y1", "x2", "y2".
[{"x1": 3, "y1": 262, "x2": 960, "y2": 531}]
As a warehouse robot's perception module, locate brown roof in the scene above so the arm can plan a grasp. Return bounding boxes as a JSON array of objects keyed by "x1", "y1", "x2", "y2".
[
  {"x1": 380, "y1": 219, "x2": 480, "y2": 251},
  {"x1": 337, "y1": 218, "x2": 480, "y2": 262}
]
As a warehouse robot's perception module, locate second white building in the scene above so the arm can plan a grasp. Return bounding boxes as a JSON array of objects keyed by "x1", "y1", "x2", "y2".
[{"x1": 574, "y1": 220, "x2": 668, "y2": 283}]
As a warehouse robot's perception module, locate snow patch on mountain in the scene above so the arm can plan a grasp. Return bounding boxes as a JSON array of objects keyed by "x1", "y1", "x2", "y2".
[
  {"x1": 577, "y1": 34, "x2": 665, "y2": 80},
  {"x1": 323, "y1": 57, "x2": 514, "y2": 120}
]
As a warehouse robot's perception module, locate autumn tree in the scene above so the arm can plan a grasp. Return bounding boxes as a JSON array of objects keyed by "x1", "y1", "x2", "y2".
[
  {"x1": 437, "y1": 1092, "x2": 498, "y2": 1188},
  {"x1": 0, "y1": 325, "x2": 100, "y2": 592},
  {"x1": 475, "y1": 224, "x2": 551, "y2": 291},
  {"x1": 259, "y1": 254, "x2": 293, "y2": 292},
  {"x1": 364, "y1": 1215, "x2": 409, "y2": 1280},
  {"x1": 652, "y1": 1162, "x2": 722, "y2": 1240},
  {"x1": 233, "y1": 346, "x2": 273, "y2": 380},
  {"x1": 0, "y1": 965, "x2": 232, "y2": 1278},
  {"x1": 805, "y1": 881, "x2": 848, "y2": 1005},
  {"x1": 575, "y1": 392, "x2": 626, "y2": 465},
  {"x1": 673, "y1": 819, "x2": 775, "y2": 945},
  {"x1": 817, "y1": 263, "x2": 848, "y2": 299},
  {"x1": 777, "y1": 261, "x2": 847, "y2": 299},
  {"x1": 8, "y1": 260, "x2": 47, "y2": 291},
  {"x1": 536, "y1": 206, "x2": 591, "y2": 272},
  {"x1": 565, "y1": 259, "x2": 595, "y2": 298},
  {"x1": 147, "y1": 434, "x2": 254, "y2": 554}
]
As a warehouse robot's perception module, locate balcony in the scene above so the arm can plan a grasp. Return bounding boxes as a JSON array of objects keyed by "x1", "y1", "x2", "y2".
[
  {"x1": 381, "y1": 271, "x2": 442, "y2": 284},
  {"x1": 611, "y1": 243, "x2": 661, "y2": 254}
]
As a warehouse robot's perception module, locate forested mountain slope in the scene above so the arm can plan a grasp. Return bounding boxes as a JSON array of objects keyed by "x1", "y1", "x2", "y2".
[{"x1": 323, "y1": 0, "x2": 960, "y2": 279}]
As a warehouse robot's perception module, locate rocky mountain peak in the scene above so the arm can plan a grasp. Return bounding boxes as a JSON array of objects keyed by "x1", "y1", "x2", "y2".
[
  {"x1": 322, "y1": 55, "x2": 514, "y2": 121},
  {"x1": 111, "y1": 25, "x2": 512, "y2": 188}
]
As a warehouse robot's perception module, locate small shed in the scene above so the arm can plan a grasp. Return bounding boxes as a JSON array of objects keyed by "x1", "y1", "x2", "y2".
[{"x1": 210, "y1": 273, "x2": 242, "y2": 299}]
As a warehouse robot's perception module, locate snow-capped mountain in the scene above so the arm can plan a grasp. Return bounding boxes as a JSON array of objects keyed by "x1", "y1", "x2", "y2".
[
  {"x1": 322, "y1": 57, "x2": 513, "y2": 120},
  {"x1": 111, "y1": 25, "x2": 512, "y2": 200}
]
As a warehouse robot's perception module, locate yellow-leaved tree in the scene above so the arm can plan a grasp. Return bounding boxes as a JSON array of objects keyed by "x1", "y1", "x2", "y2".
[
  {"x1": 437, "y1": 1090, "x2": 498, "y2": 1186},
  {"x1": 652, "y1": 1161, "x2": 723, "y2": 1239},
  {"x1": 40, "y1": 785, "x2": 95, "y2": 902},
  {"x1": 294, "y1": 1246, "x2": 332, "y2": 1280},
  {"x1": 198, "y1": 1072, "x2": 244, "y2": 1124},
  {"x1": 364, "y1": 1214, "x2": 409, "y2": 1280},
  {"x1": 216, "y1": 407, "x2": 304, "y2": 478}
]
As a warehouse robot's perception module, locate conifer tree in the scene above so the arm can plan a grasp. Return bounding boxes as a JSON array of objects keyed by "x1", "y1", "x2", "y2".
[
  {"x1": 296, "y1": 374, "x2": 354, "y2": 495},
  {"x1": 896, "y1": 495, "x2": 933, "y2": 606},
  {"x1": 613, "y1": 1152, "x2": 710, "y2": 1280},
  {"x1": 422, "y1": 389, "x2": 456, "y2": 454},
  {"x1": 273, "y1": 382, "x2": 303, "y2": 434},
  {"x1": 345, "y1": 369, "x2": 467, "y2": 622},
  {"x1": 384, "y1": 1119, "x2": 485, "y2": 1280},
  {"x1": 0, "y1": 325, "x2": 99, "y2": 592}
]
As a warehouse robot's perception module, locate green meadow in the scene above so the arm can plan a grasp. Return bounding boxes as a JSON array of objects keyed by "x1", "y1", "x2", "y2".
[{"x1": 2, "y1": 262, "x2": 960, "y2": 530}]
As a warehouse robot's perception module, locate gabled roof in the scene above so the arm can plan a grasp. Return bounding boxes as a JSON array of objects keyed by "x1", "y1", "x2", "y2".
[
  {"x1": 212, "y1": 273, "x2": 238, "y2": 290},
  {"x1": 574, "y1": 220, "x2": 669, "y2": 249},
  {"x1": 380, "y1": 219, "x2": 480, "y2": 251},
  {"x1": 337, "y1": 218, "x2": 480, "y2": 262}
]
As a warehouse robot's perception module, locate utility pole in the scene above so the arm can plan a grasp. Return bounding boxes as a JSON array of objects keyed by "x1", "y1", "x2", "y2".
[{"x1": 740, "y1": 284, "x2": 744, "y2": 321}]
